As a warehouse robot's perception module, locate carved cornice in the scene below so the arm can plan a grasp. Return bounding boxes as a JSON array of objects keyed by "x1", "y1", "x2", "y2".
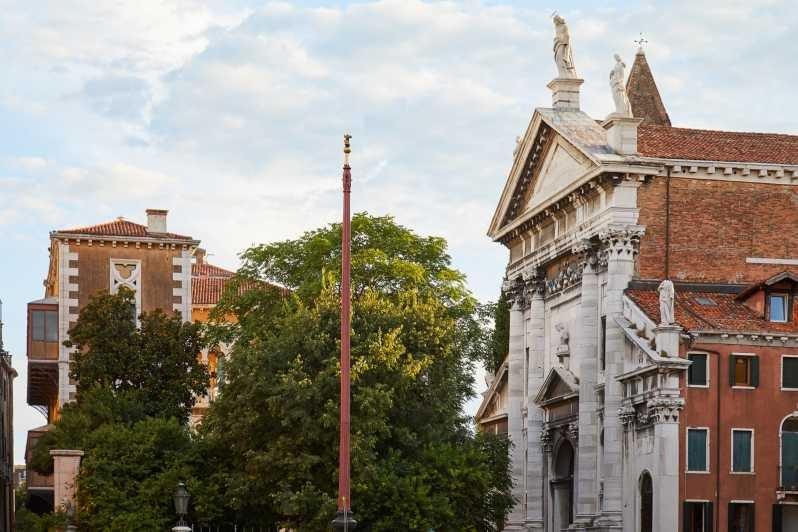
[
  {"x1": 618, "y1": 405, "x2": 636, "y2": 428},
  {"x1": 502, "y1": 124, "x2": 553, "y2": 227},
  {"x1": 540, "y1": 426, "x2": 553, "y2": 454}
]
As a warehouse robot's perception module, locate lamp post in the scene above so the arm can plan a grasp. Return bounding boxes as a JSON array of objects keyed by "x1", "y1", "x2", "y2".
[
  {"x1": 172, "y1": 482, "x2": 191, "y2": 532},
  {"x1": 331, "y1": 134, "x2": 357, "y2": 531}
]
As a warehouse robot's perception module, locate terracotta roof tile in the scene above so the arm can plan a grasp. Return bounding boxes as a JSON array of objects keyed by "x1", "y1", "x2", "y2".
[
  {"x1": 56, "y1": 219, "x2": 193, "y2": 240},
  {"x1": 192, "y1": 276, "x2": 229, "y2": 306},
  {"x1": 627, "y1": 288, "x2": 798, "y2": 334},
  {"x1": 192, "y1": 263, "x2": 234, "y2": 278},
  {"x1": 638, "y1": 125, "x2": 798, "y2": 165}
]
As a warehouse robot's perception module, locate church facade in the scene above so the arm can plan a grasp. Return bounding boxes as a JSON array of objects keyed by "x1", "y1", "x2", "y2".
[{"x1": 477, "y1": 17, "x2": 798, "y2": 532}]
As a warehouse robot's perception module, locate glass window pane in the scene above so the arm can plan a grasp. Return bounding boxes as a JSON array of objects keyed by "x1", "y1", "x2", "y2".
[
  {"x1": 732, "y1": 431, "x2": 752, "y2": 472},
  {"x1": 688, "y1": 429, "x2": 707, "y2": 471},
  {"x1": 689, "y1": 354, "x2": 707, "y2": 385},
  {"x1": 31, "y1": 311, "x2": 45, "y2": 341},
  {"x1": 783, "y1": 431, "x2": 798, "y2": 488},
  {"x1": 734, "y1": 357, "x2": 750, "y2": 386},
  {"x1": 45, "y1": 311, "x2": 58, "y2": 342},
  {"x1": 784, "y1": 358, "x2": 798, "y2": 389},
  {"x1": 770, "y1": 294, "x2": 787, "y2": 322}
]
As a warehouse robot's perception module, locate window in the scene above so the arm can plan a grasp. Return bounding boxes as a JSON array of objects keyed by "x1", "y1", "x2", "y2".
[
  {"x1": 683, "y1": 501, "x2": 712, "y2": 532},
  {"x1": 600, "y1": 316, "x2": 606, "y2": 371},
  {"x1": 782, "y1": 357, "x2": 798, "y2": 390},
  {"x1": 730, "y1": 355, "x2": 759, "y2": 388},
  {"x1": 688, "y1": 353, "x2": 708, "y2": 386},
  {"x1": 769, "y1": 293, "x2": 788, "y2": 323},
  {"x1": 731, "y1": 429, "x2": 754, "y2": 473},
  {"x1": 31, "y1": 310, "x2": 58, "y2": 342},
  {"x1": 687, "y1": 428, "x2": 709, "y2": 472},
  {"x1": 781, "y1": 417, "x2": 798, "y2": 489},
  {"x1": 728, "y1": 502, "x2": 754, "y2": 532}
]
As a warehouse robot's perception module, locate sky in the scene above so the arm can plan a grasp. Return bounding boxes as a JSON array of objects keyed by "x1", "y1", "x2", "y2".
[{"x1": 1, "y1": 0, "x2": 798, "y2": 464}]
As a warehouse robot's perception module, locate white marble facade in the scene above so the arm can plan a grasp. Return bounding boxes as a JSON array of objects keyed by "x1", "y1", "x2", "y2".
[{"x1": 484, "y1": 68, "x2": 688, "y2": 530}]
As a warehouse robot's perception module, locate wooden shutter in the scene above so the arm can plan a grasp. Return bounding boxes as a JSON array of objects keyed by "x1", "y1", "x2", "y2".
[
  {"x1": 773, "y1": 504, "x2": 783, "y2": 532},
  {"x1": 683, "y1": 502, "x2": 691, "y2": 532},
  {"x1": 727, "y1": 503, "x2": 732, "y2": 532},
  {"x1": 729, "y1": 356, "x2": 736, "y2": 387},
  {"x1": 749, "y1": 503, "x2": 755, "y2": 532},
  {"x1": 751, "y1": 357, "x2": 760, "y2": 387}
]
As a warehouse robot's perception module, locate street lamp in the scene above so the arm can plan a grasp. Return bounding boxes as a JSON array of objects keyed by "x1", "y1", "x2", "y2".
[{"x1": 172, "y1": 482, "x2": 191, "y2": 532}]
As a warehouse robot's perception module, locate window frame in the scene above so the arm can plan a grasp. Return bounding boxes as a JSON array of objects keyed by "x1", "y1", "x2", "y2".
[
  {"x1": 730, "y1": 428, "x2": 755, "y2": 474},
  {"x1": 782, "y1": 355, "x2": 798, "y2": 391},
  {"x1": 768, "y1": 292, "x2": 790, "y2": 323},
  {"x1": 30, "y1": 308, "x2": 58, "y2": 343},
  {"x1": 686, "y1": 427, "x2": 710, "y2": 474},
  {"x1": 730, "y1": 352, "x2": 758, "y2": 389},
  {"x1": 687, "y1": 351, "x2": 710, "y2": 388}
]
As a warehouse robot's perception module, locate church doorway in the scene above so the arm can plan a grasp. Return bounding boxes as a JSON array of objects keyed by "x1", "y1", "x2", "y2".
[
  {"x1": 551, "y1": 440, "x2": 574, "y2": 531},
  {"x1": 639, "y1": 471, "x2": 653, "y2": 532}
]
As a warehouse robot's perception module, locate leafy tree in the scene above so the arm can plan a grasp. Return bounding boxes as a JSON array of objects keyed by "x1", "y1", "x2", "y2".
[
  {"x1": 66, "y1": 288, "x2": 209, "y2": 422},
  {"x1": 486, "y1": 290, "x2": 510, "y2": 375},
  {"x1": 199, "y1": 213, "x2": 513, "y2": 530}
]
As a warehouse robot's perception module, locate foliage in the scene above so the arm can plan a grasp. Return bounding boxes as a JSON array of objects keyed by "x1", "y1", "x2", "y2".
[
  {"x1": 199, "y1": 213, "x2": 513, "y2": 530},
  {"x1": 486, "y1": 290, "x2": 510, "y2": 375},
  {"x1": 66, "y1": 288, "x2": 209, "y2": 422},
  {"x1": 15, "y1": 488, "x2": 69, "y2": 532}
]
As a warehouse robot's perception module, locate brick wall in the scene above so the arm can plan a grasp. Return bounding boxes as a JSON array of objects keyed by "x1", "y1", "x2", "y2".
[{"x1": 637, "y1": 176, "x2": 798, "y2": 283}]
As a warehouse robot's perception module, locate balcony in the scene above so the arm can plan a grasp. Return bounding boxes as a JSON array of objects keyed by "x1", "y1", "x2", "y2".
[
  {"x1": 27, "y1": 300, "x2": 59, "y2": 419},
  {"x1": 25, "y1": 425, "x2": 54, "y2": 513}
]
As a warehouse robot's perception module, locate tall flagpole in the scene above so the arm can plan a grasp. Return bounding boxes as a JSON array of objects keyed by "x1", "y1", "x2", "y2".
[{"x1": 332, "y1": 134, "x2": 357, "y2": 530}]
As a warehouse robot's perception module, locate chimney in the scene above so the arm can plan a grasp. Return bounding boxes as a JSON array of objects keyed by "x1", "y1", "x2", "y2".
[
  {"x1": 145, "y1": 209, "x2": 168, "y2": 233},
  {"x1": 194, "y1": 248, "x2": 206, "y2": 265}
]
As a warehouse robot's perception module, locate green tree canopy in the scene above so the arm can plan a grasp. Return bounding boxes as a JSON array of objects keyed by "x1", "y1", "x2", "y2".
[
  {"x1": 199, "y1": 213, "x2": 512, "y2": 530},
  {"x1": 66, "y1": 288, "x2": 209, "y2": 422}
]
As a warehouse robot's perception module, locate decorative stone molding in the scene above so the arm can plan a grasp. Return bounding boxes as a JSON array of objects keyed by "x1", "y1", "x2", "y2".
[
  {"x1": 647, "y1": 397, "x2": 684, "y2": 424},
  {"x1": 566, "y1": 422, "x2": 579, "y2": 444},
  {"x1": 618, "y1": 405, "x2": 636, "y2": 428},
  {"x1": 522, "y1": 267, "x2": 546, "y2": 300},
  {"x1": 540, "y1": 426, "x2": 553, "y2": 453},
  {"x1": 599, "y1": 226, "x2": 644, "y2": 259},
  {"x1": 502, "y1": 276, "x2": 527, "y2": 310}
]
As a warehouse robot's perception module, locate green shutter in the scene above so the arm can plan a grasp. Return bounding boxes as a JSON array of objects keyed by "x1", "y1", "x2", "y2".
[
  {"x1": 729, "y1": 356, "x2": 736, "y2": 387},
  {"x1": 784, "y1": 358, "x2": 798, "y2": 389},
  {"x1": 688, "y1": 429, "x2": 707, "y2": 471},
  {"x1": 751, "y1": 357, "x2": 759, "y2": 387},
  {"x1": 706, "y1": 502, "x2": 713, "y2": 532},
  {"x1": 783, "y1": 432, "x2": 798, "y2": 488},
  {"x1": 774, "y1": 504, "x2": 783, "y2": 532},
  {"x1": 732, "y1": 431, "x2": 752, "y2": 472}
]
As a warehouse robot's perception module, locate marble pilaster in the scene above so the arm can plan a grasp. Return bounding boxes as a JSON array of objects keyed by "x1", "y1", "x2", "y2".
[{"x1": 525, "y1": 271, "x2": 546, "y2": 529}]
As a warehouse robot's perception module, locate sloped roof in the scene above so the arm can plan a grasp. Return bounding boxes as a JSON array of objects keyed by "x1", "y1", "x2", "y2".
[
  {"x1": 638, "y1": 125, "x2": 798, "y2": 165},
  {"x1": 192, "y1": 262, "x2": 235, "y2": 306},
  {"x1": 626, "y1": 49, "x2": 671, "y2": 126},
  {"x1": 627, "y1": 287, "x2": 798, "y2": 334},
  {"x1": 537, "y1": 108, "x2": 616, "y2": 160},
  {"x1": 192, "y1": 263, "x2": 234, "y2": 279},
  {"x1": 54, "y1": 218, "x2": 194, "y2": 241}
]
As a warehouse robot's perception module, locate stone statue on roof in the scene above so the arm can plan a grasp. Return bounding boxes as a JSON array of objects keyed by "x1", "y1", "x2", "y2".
[
  {"x1": 658, "y1": 279, "x2": 675, "y2": 325},
  {"x1": 610, "y1": 54, "x2": 632, "y2": 117},
  {"x1": 552, "y1": 14, "x2": 577, "y2": 79}
]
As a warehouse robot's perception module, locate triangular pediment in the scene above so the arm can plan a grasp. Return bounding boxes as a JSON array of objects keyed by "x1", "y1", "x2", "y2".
[
  {"x1": 527, "y1": 137, "x2": 592, "y2": 211},
  {"x1": 487, "y1": 110, "x2": 602, "y2": 240},
  {"x1": 534, "y1": 366, "x2": 579, "y2": 405}
]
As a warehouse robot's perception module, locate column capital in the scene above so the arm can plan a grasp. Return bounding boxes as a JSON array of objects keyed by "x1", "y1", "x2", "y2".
[
  {"x1": 598, "y1": 224, "x2": 645, "y2": 259},
  {"x1": 503, "y1": 267, "x2": 545, "y2": 310},
  {"x1": 647, "y1": 396, "x2": 684, "y2": 424},
  {"x1": 572, "y1": 239, "x2": 601, "y2": 273},
  {"x1": 540, "y1": 426, "x2": 553, "y2": 454}
]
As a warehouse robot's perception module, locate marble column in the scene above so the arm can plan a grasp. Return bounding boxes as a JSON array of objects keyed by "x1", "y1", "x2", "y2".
[
  {"x1": 650, "y1": 399, "x2": 683, "y2": 532},
  {"x1": 525, "y1": 271, "x2": 546, "y2": 529},
  {"x1": 504, "y1": 277, "x2": 528, "y2": 530},
  {"x1": 573, "y1": 245, "x2": 600, "y2": 527},
  {"x1": 596, "y1": 226, "x2": 643, "y2": 528}
]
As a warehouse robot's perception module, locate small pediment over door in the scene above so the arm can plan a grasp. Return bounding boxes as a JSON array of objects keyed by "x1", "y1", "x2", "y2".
[
  {"x1": 535, "y1": 366, "x2": 580, "y2": 406},
  {"x1": 526, "y1": 137, "x2": 593, "y2": 212}
]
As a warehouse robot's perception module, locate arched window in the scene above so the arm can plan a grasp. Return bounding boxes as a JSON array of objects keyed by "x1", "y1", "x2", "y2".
[
  {"x1": 640, "y1": 471, "x2": 653, "y2": 532},
  {"x1": 782, "y1": 417, "x2": 798, "y2": 488}
]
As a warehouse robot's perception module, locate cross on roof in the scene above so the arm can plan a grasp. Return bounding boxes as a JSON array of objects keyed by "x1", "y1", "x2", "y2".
[{"x1": 635, "y1": 33, "x2": 649, "y2": 50}]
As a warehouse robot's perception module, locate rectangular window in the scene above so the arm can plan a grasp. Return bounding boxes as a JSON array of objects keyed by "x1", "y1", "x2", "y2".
[
  {"x1": 31, "y1": 310, "x2": 58, "y2": 342},
  {"x1": 732, "y1": 429, "x2": 753, "y2": 473},
  {"x1": 730, "y1": 355, "x2": 759, "y2": 388},
  {"x1": 687, "y1": 428, "x2": 709, "y2": 472},
  {"x1": 600, "y1": 315, "x2": 606, "y2": 371},
  {"x1": 769, "y1": 293, "x2": 788, "y2": 323},
  {"x1": 783, "y1": 357, "x2": 798, "y2": 389},
  {"x1": 728, "y1": 502, "x2": 754, "y2": 532},
  {"x1": 683, "y1": 501, "x2": 713, "y2": 532},
  {"x1": 688, "y1": 353, "x2": 708, "y2": 386}
]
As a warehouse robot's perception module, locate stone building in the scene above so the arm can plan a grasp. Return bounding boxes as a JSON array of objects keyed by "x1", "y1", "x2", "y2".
[
  {"x1": 477, "y1": 18, "x2": 798, "y2": 532},
  {"x1": 0, "y1": 301, "x2": 17, "y2": 531},
  {"x1": 24, "y1": 209, "x2": 234, "y2": 511}
]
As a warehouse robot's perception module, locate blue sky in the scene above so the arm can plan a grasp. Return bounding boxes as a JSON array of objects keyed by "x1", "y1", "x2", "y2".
[{"x1": 2, "y1": 0, "x2": 797, "y2": 463}]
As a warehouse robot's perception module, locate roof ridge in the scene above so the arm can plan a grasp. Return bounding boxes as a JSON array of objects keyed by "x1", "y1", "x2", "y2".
[{"x1": 642, "y1": 124, "x2": 798, "y2": 140}]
